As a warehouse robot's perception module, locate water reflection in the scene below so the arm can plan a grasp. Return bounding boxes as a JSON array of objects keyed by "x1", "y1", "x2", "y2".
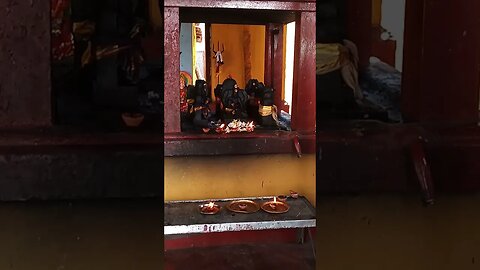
[{"x1": 0, "y1": 199, "x2": 163, "y2": 270}]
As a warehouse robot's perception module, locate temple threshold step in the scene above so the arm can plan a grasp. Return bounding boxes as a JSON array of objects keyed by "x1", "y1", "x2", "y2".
[{"x1": 165, "y1": 243, "x2": 315, "y2": 270}]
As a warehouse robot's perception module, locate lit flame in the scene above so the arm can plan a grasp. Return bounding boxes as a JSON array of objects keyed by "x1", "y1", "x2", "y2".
[
  {"x1": 273, "y1": 197, "x2": 277, "y2": 203},
  {"x1": 207, "y1": 202, "x2": 215, "y2": 208}
]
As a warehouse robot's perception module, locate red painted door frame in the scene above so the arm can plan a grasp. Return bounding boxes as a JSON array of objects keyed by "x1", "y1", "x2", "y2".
[
  {"x1": 291, "y1": 11, "x2": 316, "y2": 132},
  {"x1": 402, "y1": 0, "x2": 480, "y2": 125},
  {"x1": 164, "y1": 7, "x2": 182, "y2": 133}
]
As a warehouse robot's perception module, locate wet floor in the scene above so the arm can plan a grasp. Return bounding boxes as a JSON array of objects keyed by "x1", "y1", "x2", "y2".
[{"x1": 0, "y1": 199, "x2": 163, "y2": 270}]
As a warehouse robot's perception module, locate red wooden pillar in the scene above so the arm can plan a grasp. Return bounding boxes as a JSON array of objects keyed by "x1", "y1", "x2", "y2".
[
  {"x1": 345, "y1": 0, "x2": 372, "y2": 69},
  {"x1": 264, "y1": 24, "x2": 274, "y2": 88},
  {"x1": 265, "y1": 23, "x2": 286, "y2": 112},
  {"x1": 402, "y1": 0, "x2": 480, "y2": 125},
  {"x1": 273, "y1": 25, "x2": 285, "y2": 112},
  {"x1": 291, "y1": 11, "x2": 316, "y2": 132},
  {"x1": 401, "y1": 0, "x2": 425, "y2": 122},
  {"x1": 164, "y1": 7, "x2": 181, "y2": 133}
]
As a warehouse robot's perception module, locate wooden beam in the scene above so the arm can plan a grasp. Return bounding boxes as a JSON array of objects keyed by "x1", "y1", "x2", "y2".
[
  {"x1": 164, "y1": 0, "x2": 316, "y2": 11},
  {"x1": 164, "y1": 132, "x2": 315, "y2": 156}
]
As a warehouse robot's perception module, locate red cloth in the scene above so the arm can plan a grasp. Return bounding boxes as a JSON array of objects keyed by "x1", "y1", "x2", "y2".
[
  {"x1": 180, "y1": 87, "x2": 188, "y2": 113},
  {"x1": 51, "y1": 0, "x2": 74, "y2": 61}
]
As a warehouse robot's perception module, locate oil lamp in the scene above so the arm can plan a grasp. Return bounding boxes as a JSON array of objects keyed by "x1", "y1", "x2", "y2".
[
  {"x1": 199, "y1": 201, "x2": 221, "y2": 215},
  {"x1": 261, "y1": 196, "x2": 290, "y2": 214},
  {"x1": 270, "y1": 197, "x2": 277, "y2": 210}
]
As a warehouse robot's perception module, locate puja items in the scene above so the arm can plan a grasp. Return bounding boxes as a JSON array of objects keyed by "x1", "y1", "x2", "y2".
[
  {"x1": 261, "y1": 197, "x2": 290, "y2": 214},
  {"x1": 226, "y1": 200, "x2": 260, "y2": 214},
  {"x1": 51, "y1": 0, "x2": 74, "y2": 62},
  {"x1": 199, "y1": 202, "x2": 221, "y2": 215},
  {"x1": 276, "y1": 195, "x2": 288, "y2": 202},
  {"x1": 215, "y1": 120, "x2": 255, "y2": 134}
]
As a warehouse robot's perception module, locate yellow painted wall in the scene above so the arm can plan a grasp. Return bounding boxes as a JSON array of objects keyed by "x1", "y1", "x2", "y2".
[
  {"x1": 210, "y1": 24, "x2": 265, "y2": 89},
  {"x1": 372, "y1": 0, "x2": 382, "y2": 25},
  {"x1": 165, "y1": 154, "x2": 316, "y2": 207},
  {"x1": 244, "y1": 25, "x2": 265, "y2": 84}
]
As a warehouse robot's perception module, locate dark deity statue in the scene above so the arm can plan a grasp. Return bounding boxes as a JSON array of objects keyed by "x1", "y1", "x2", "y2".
[
  {"x1": 214, "y1": 84, "x2": 224, "y2": 120},
  {"x1": 191, "y1": 80, "x2": 215, "y2": 130},
  {"x1": 221, "y1": 78, "x2": 248, "y2": 120},
  {"x1": 245, "y1": 79, "x2": 277, "y2": 127},
  {"x1": 245, "y1": 79, "x2": 262, "y2": 121},
  {"x1": 257, "y1": 85, "x2": 277, "y2": 127}
]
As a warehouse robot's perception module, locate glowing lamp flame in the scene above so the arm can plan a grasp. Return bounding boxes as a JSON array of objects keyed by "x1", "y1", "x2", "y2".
[
  {"x1": 273, "y1": 197, "x2": 277, "y2": 203},
  {"x1": 207, "y1": 202, "x2": 215, "y2": 208}
]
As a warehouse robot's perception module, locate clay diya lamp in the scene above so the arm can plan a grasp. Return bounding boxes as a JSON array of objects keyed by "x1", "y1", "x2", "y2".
[
  {"x1": 269, "y1": 197, "x2": 278, "y2": 210},
  {"x1": 122, "y1": 112, "x2": 144, "y2": 127},
  {"x1": 238, "y1": 203, "x2": 248, "y2": 210},
  {"x1": 261, "y1": 197, "x2": 289, "y2": 214},
  {"x1": 199, "y1": 202, "x2": 221, "y2": 215},
  {"x1": 289, "y1": 190, "x2": 299, "y2": 199},
  {"x1": 277, "y1": 195, "x2": 287, "y2": 202}
]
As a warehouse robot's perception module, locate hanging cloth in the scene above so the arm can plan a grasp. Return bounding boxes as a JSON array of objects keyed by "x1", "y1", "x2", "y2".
[{"x1": 148, "y1": 0, "x2": 162, "y2": 33}]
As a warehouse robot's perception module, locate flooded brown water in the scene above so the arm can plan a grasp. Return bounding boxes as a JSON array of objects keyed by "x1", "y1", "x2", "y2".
[
  {"x1": 317, "y1": 194, "x2": 480, "y2": 270},
  {"x1": 0, "y1": 199, "x2": 163, "y2": 270}
]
